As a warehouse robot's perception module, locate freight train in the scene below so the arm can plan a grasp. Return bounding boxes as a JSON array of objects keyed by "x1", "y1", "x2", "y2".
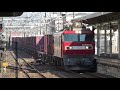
[{"x1": 12, "y1": 27, "x2": 97, "y2": 72}]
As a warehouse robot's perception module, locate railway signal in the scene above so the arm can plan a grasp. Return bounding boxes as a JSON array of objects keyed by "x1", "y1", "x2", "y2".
[{"x1": 2, "y1": 62, "x2": 8, "y2": 68}]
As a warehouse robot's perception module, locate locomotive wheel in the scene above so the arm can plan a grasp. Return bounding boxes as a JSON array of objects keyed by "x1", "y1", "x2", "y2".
[
  {"x1": 42, "y1": 55, "x2": 46, "y2": 64},
  {"x1": 90, "y1": 69, "x2": 97, "y2": 73},
  {"x1": 48, "y1": 56, "x2": 50, "y2": 64},
  {"x1": 51, "y1": 57, "x2": 53, "y2": 64},
  {"x1": 50, "y1": 56, "x2": 53, "y2": 65},
  {"x1": 54, "y1": 57, "x2": 57, "y2": 66},
  {"x1": 52, "y1": 57, "x2": 54, "y2": 65},
  {"x1": 58, "y1": 58, "x2": 61, "y2": 66},
  {"x1": 56, "y1": 58, "x2": 58, "y2": 66},
  {"x1": 60, "y1": 58, "x2": 63, "y2": 66}
]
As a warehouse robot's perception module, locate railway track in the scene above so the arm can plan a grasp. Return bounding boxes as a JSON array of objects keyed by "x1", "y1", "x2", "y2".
[
  {"x1": 9, "y1": 51, "x2": 46, "y2": 78},
  {"x1": 7, "y1": 49, "x2": 114, "y2": 78},
  {"x1": 18, "y1": 55, "x2": 46, "y2": 78}
]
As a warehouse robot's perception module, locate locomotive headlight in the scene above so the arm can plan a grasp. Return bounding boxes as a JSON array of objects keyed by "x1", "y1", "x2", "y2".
[
  {"x1": 85, "y1": 46, "x2": 89, "y2": 49},
  {"x1": 69, "y1": 46, "x2": 73, "y2": 49},
  {"x1": 66, "y1": 46, "x2": 72, "y2": 50},
  {"x1": 66, "y1": 46, "x2": 69, "y2": 50}
]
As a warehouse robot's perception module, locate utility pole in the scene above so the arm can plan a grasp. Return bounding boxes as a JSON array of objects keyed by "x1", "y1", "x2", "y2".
[
  {"x1": 15, "y1": 41, "x2": 18, "y2": 78},
  {"x1": 40, "y1": 12, "x2": 42, "y2": 35},
  {"x1": 24, "y1": 32, "x2": 26, "y2": 37},
  {"x1": 8, "y1": 31, "x2": 11, "y2": 49},
  {"x1": 61, "y1": 13, "x2": 66, "y2": 30},
  {"x1": 45, "y1": 12, "x2": 47, "y2": 34},
  {"x1": 73, "y1": 12, "x2": 75, "y2": 19}
]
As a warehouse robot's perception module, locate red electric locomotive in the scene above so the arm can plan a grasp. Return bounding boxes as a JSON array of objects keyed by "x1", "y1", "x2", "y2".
[{"x1": 51, "y1": 28, "x2": 97, "y2": 72}]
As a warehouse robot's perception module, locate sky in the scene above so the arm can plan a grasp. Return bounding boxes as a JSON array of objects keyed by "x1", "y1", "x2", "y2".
[{"x1": 3, "y1": 12, "x2": 95, "y2": 26}]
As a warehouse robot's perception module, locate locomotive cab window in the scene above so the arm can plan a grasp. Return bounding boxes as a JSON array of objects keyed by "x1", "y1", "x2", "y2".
[
  {"x1": 63, "y1": 34, "x2": 78, "y2": 42},
  {"x1": 80, "y1": 34, "x2": 86, "y2": 41},
  {"x1": 79, "y1": 34, "x2": 94, "y2": 42}
]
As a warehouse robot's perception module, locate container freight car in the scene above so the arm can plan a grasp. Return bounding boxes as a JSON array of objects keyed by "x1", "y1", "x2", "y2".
[{"x1": 12, "y1": 35, "x2": 44, "y2": 59}]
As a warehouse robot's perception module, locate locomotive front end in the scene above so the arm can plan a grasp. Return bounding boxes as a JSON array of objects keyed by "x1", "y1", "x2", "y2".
[{"x1": 62, "y1": 30, "x2": 97, "y2": 72}]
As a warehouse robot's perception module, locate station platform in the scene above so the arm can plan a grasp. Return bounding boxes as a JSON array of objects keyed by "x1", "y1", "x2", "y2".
[
  {"x1": 96, "y1": 56, "x2": 120, "y2": 78},
  {"x1": 96, "y1": 56, "x2": 120, "y2": 67}
]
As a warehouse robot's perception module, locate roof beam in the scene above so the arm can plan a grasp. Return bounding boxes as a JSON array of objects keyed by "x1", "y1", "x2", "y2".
[{"x1": 0, "y1": 12, "x2": 23, "y2": 17}]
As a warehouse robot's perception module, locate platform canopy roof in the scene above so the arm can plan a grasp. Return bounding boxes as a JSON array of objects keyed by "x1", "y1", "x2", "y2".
[
  {"x1": 71, "y1": 12, "x2": 120, "y2": 25},
  {"x1": 0, "y1": 12, "x2": 23, "y2": 17}
]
